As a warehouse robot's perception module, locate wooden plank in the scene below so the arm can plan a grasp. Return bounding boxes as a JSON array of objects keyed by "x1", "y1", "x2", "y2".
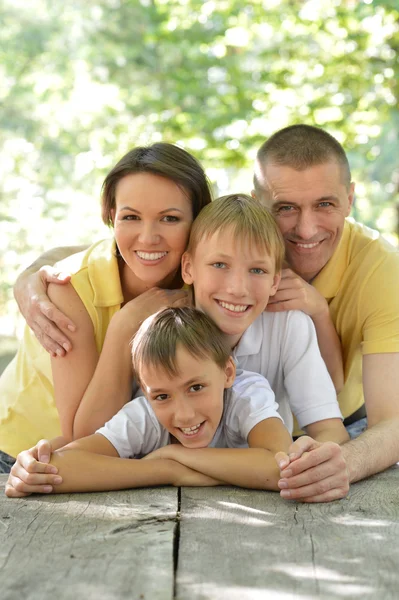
[
  {"x1": 177, "y1": 465, "x2": 399, "y2": 600},
  {"x1": 0, "y1": 476, "x2": 178, "y2": 600}
]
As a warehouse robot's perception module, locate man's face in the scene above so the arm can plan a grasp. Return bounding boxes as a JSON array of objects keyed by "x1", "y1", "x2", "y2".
[
  {"x1": 140, "y1": 345, "x2": 235, "y2": 448},
  {"x1": 182, "y1": 227, "x2": 280, "y2": 347},
  {"x1": 254, "y1": 161, "x2": 354, "y2": 281}
]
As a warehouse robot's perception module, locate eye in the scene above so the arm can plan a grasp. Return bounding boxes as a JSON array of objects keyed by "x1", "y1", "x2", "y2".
[
  {"x1": 189, "y1": 384, "x2": 204, "y2": 393},
  {"x1": 154, "y1": 393, "x2": 169, "y2": 401},
  {"x1": 250, "y1": 268, "x2": 266, "y2": 275},
  {"x1": 161, "y1": 215, "x2": 180, "y2": 222},
  {"x1": 318, "y1": 201, "x2": 333, "y2": 208},
  {"x1": 122, "y1": 214, "x2": 140, "y2": 221},
  {"x1": 211, "y1": 262, "x2": 226, "y2": 269},
  {"x1": 276, "y1": 205, "x2": 295, "y2": 213}
]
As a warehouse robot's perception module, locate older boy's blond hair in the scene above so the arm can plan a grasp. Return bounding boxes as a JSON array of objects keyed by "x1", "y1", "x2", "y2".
[
  {"x1": 132, "y1": 307, "x2": 231, "y2": 379},
  {"x1": 186, "y1": 194, "x2": 285, "y2": 272}
]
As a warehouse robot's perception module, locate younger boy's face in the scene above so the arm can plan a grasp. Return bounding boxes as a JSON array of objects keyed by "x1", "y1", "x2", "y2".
[
  {"x1": 140, "y1": 345, "x2": 236, "y2": 448},
  {"x1": 182, "y1": 228, "x2": 281, "y2": 347}
]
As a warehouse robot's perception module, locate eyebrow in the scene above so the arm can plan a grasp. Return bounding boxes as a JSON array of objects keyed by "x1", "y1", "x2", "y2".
[
  {"x1": 148, "y1": 375, "x2": 208, "y2": 394},
  {"x1": 119, "y1": 206, "x2": 186, "y2": 214}
]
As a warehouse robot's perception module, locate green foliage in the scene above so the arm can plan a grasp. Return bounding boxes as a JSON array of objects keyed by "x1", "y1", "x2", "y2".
[{"x1": 1, "y1": 0, "x2": 399, "y2": 328}]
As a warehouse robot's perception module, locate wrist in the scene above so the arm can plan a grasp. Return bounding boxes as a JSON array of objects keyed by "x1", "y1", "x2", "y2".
[{"x1": 311, "y1": 299, "x2": 330, "y2": 323}]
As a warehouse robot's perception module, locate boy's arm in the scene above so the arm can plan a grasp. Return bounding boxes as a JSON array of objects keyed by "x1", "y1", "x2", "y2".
[
  {"x1": 145, "y1": 418, "x2": 292, "y2": 491},
  {"x1": 14, "y1": 245, "x2": 88, "y2": 356},
  {"x1": 267, "y1": 268, "x2": 344, "y2": 393},
  {"x1": 5, "y1": 434, "x2": 220, "y2": 497},
  {"x1": 305, "y1": 418, "x2": 349, "y2": 445}
]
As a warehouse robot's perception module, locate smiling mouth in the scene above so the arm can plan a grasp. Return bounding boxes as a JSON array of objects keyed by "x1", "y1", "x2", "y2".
[
  {"x1": 217, "y1": 300, "x2": 250, "y2": 313},
  {"x1": 289, "y1": 240, "x2": 323, "y2": 250},
  {"x1": 179, "y1": 422, "x2": 203, "y2": 436},
  {"x1": 135, "y1": 251, "x2": 168, "y2": 261}
]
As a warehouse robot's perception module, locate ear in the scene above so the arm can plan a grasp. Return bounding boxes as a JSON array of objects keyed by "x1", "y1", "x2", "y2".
[
  {"x1": 346, "y1": 182, "x2": 355, "y2": 216},
  {"x1": 250, "y1": 189, "x2": 257, "y2": 199},
  {"x1": 269, "y1": 271, "x2": 281, "y2": 297},
  {"x1": 223, "y1": 356, "x2": 236, "y2": 389},
  {"x1": 181, "y1": 251, "x2": 194, "y2": 285}
]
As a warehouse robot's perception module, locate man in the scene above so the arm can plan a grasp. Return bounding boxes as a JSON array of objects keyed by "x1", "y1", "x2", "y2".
[{"x1": 252, "y1": 124, "x2": 399, "y2": 502}]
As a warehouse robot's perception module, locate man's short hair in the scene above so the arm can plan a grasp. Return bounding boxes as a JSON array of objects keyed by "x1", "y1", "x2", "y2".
[
  {"x1": 131, "y1": 307, "x2": 231, "y2": 379},
  {"x1": 254, "y1": 124, "x2": 351, "y2": 195},
  {"x1": 186, "y1": 193, "x2": 285, "y2": 272}
]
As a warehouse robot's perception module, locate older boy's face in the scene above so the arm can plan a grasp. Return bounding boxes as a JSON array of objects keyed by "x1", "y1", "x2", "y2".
[
  {"x1": 140, "y1": 346, "x2": 235, "y2": 448},
  {"x1": 182, "y1": 228, "x2": 280, "y2": 347}
]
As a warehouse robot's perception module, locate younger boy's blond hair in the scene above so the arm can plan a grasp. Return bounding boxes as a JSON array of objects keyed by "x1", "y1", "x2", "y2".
[{"x1": 186, "y1": 194, "x2": 285, "y2": 272}]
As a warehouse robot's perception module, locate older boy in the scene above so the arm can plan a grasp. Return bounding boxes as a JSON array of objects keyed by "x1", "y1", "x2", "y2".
[{"x1": 6, "y1": 307, "x2": 292, "y2": 496}]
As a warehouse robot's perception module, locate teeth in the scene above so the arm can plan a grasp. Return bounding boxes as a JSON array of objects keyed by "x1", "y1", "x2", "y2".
[
  {"x1": 136, "y1": 251, "x2": 167, "y2": 260},
  {"x1": 219, "y1": 301, "x2": 248, "y2": 313},
  {"x1": 295, "y1": 242, "x2": 320, "y2": 249},
  {"x1": 180, "y1": 424, "x2": 201, "y2": 435}
]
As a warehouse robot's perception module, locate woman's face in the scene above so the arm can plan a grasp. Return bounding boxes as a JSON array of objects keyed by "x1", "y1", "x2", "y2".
[{"x1": 111, "y1": 173, "x2": 193, "y2": 289}]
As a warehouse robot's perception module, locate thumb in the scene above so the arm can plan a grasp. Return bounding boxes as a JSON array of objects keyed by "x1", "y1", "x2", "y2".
[
  {"x1": 287, "y1": 435, "x2": 316, "y2": 461},
  {"x1": 37, "y1": 439, "x2": 52, "y2": 463},
  {"x1": 40, "y1": 266, "x2": 71, "y2": 285},
  {"x1": 275, "y1": 451, "x2": 290, "y2": 470}
]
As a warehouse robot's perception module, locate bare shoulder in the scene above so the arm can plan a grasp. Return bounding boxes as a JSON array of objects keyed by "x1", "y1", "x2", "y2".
[{"x1": 48, "y1": 282, "x2": 94, "y2": 334}]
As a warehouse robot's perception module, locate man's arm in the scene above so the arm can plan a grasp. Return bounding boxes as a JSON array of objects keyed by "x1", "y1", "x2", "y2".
[
  {"x1": 276, "y1": 353, "x2": 399, "y2": 502},
  {"x1": 145, "y1": 418, "x2": 292, "y2": 491},
  {"x1": 14, "y1": 245, "x2": 88, "y2": 356},
  {"x1": 343, "y1": 352, "x2": 399, "y2": 482}
]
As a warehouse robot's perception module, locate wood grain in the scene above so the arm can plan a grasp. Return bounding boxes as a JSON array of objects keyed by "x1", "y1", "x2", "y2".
[
  {"x1": 176, "y1": 465, "x2": 399, "y2": 600},
  {"x1": 0, "y1": 479, "x2": 178, "y2": 600}
]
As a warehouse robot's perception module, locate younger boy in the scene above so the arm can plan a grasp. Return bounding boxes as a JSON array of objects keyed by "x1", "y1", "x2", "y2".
[{"x1": 6, "y1": 307, "x2": 292, "y2": 497}]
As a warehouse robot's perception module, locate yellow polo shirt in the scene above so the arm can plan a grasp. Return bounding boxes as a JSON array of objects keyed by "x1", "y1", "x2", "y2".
[
  {"x1": 312, "y1": 219, "x2": 399, "y2": 420},
  {"x1": 0, "y1": 238, "x2": 123, "y2": 457}
]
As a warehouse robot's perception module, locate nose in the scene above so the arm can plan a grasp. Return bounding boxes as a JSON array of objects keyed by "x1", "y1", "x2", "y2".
[
  {"x1": 294, "y1": 210, "x2": 319, "y2": 240},
  {"x1": 138, "y1": 222, "x2": 160, "y2": 246},
  {"x1": 226, "y1": 270, "x2": 248, "y2": 297},
  {"x1": 174, "y1": 398, "x2": 196, "y2": 426}
]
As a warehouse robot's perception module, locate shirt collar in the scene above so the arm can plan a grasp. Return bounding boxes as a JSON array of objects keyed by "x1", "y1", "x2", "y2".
[
  {"x1": 312, "y1": 220, "x2": 350, "y2": 300},
  {"x1": 234, "y1": 317, "x2": 263, "y2": 358}
]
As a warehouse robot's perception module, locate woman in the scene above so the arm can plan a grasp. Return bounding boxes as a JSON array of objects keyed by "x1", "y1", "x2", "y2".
[{"x1": 0, "y1": 143, "x2": 212, "y2": 469}]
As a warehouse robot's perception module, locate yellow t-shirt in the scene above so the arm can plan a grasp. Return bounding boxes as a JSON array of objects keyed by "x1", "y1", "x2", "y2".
[
  {"x1": 313, "y1": 219, "x2": 399, "y2": 420},
  {"x1": 0, "y1": 238, "x2": 123, "y2": 457}
]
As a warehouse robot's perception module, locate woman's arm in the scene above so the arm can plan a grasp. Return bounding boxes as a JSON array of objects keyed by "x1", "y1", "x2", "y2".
[
  {"x1": 14, "y1": 246, "x2": 89, "y2": 356},
  {"x1": 145, "y1": 418, "x2": 292, "y2": 491},
  {"x1": 49, "y1": 283, "x2": 190, "y2": 440}
]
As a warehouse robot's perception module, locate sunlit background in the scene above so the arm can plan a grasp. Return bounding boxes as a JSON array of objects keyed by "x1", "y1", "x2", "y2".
[{"x1": 1, "y1": 0, "x2": 398, "y2": 366}]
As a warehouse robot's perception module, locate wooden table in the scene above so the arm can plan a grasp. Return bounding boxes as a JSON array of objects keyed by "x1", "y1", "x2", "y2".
[{"x1": 1, "y1": 466, "x2": 399, "y2": 600}]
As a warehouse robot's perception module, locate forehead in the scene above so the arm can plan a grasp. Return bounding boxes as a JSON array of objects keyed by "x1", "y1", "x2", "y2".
[
  {"x1": 115, "y1": 172, "x2": 191, "y2": 209},
  {"x1": 140, "y1": 345, "x2": 218, "y2": 389},
  {"x1": 260, "y1": 162, "x2": 348, "y2": 205},
  {"x1": 193, "y1": 226, "x2": 273, "y2": 262}
]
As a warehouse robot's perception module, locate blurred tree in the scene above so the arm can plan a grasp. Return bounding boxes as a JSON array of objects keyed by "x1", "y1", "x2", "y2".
[{"x1": 1, "y1": 0, "x2": 398, "y2": 329}]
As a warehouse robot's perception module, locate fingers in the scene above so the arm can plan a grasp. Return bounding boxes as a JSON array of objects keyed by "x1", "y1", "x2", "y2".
[
  {"x1": 279, "y1": 472, "x2": 350, "y2": 502},
  {"x1": 30, "y1": 304, "x2": 75, "y2": 356},
  {"x1": 5, "y1": 472, "x2": 60, "y2": 496},
  {"x1": 39, "y1": 265, "x2": 71, "y2": 284},
  {"x1": 266, "y1": 300, "x2": 297, "y2": 312},
  {"x1": 280, "y1": 442, "x2": 340, "y2": 478}
]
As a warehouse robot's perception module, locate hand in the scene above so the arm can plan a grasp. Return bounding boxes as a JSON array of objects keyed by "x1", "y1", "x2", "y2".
[
  {"x1": 5, "y1": 440, "x2": 63, "y2": 498},
  {"x1": 275, "y1": 436, "x2": 350, "y2": 503},
  {"x1": 142, "y1": 445, "x2": 179, "y2": 461},
  {"x1": 14, "y1": 266, "x2": 76, "y2": 357},
  {"x1": 113, "y1": 287, "x2": 190, "y2": 336},
  {"x1": 267, "y1": 269, "x2": 328, "y2": 319}
]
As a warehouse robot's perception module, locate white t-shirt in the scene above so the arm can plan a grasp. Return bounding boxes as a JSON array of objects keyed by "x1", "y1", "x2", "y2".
[
  {"x1": 233, "y1": 310, "x2": 342, "y2": 433},
  {"x1": 97, "y1": 370, "x2": 283, "y2": 458}
]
